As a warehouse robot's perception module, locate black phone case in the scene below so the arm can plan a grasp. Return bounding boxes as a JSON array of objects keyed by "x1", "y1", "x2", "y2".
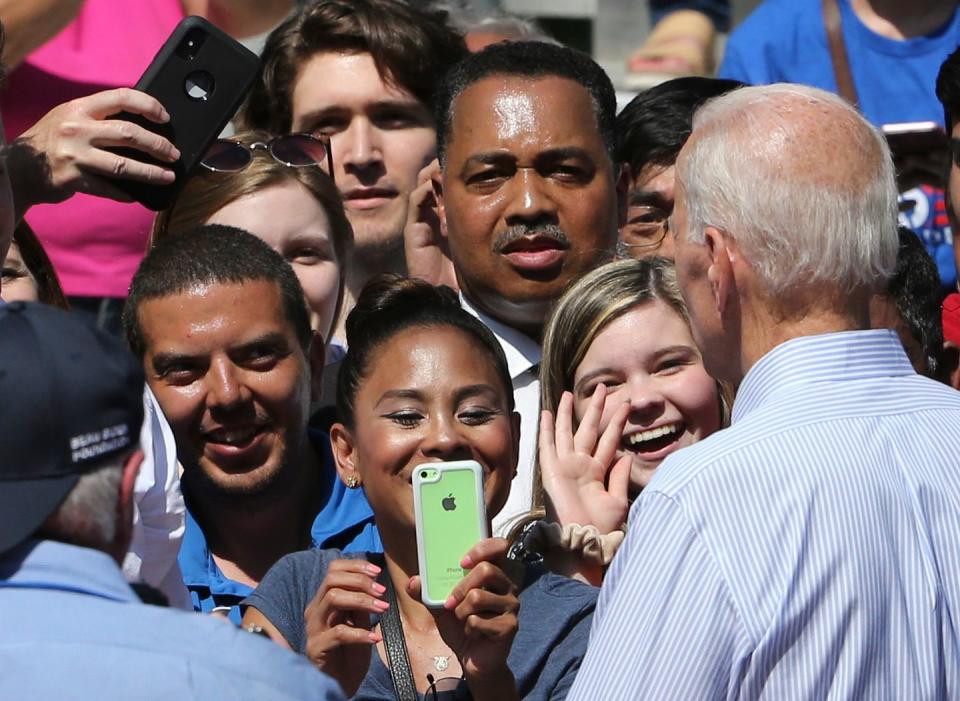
[{"x1": 110, "y1": 16, "x2": 260, "y2": 211}]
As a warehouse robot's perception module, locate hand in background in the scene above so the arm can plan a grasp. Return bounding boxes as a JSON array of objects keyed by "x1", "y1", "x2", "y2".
[{"x1": 404, "y1": 159, "x2": 458, "y2": 290}]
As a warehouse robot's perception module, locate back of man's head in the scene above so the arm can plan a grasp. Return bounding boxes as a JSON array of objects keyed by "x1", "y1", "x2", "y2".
[
  {"x1": 677, "y1": 83, "x2": 899, "y2": 300},
  {"x1": 435, "y1": 40, "x2": 617, "y2": 165},
  {"x1": 240, "y1": 0, "x2": 467, "y2": 133},
  {"x1": 0, "y1": 303, "x2": 144, "y2": 557},
  {"x1": 885, "y1": 228, "x2": 946, "y2": 377},
  {"x1": 936, "y1": 45, "x2": 960, "y2": 131},
  {"x1": 616, "y1": 76, "x2": 745, "y2": 175},
  {"x1": 123, "y1": 224, "x2": 312, "y2": 360}
]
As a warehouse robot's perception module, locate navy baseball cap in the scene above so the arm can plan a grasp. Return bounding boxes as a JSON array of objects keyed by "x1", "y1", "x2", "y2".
[{"x1": 0, "y1": 302, "x2": 145, "y2": 554}]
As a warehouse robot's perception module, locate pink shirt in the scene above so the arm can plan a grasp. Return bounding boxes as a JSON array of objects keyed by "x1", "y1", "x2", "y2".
[{"x1": 2, "y1": 0, "x2": 184, "y2": 297}]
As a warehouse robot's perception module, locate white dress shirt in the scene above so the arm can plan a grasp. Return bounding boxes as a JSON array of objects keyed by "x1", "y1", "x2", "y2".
[
  {"x1": 122, "y1": 387, "x2": 190, "y2": 609},
  {"x1": 460, "y1": 296, "x2": 541, "y2": 536},
  {"x1": 571, "y1": 330, "x2": 960, "y2": 699}
]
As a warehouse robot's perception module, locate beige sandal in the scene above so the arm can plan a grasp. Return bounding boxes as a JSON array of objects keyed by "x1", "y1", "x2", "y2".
[{"x1": 625, "y1": 10, "x2": 717, "y2": 90}]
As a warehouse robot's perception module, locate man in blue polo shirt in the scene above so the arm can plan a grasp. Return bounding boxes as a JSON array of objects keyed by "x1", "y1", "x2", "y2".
[
  {"x1": 0, "y1": 301, "x2": 343, "y2": 699},
  {"x1": 123, "y1": 225, "x2": 381, "y2": 622}
]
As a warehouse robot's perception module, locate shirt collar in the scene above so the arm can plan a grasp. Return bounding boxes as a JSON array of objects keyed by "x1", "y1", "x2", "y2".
[
  {"x1": 732, "y1": 329, "x2": 915, "y2": 423},
  {"x1": 0, "y1": 539, "x2": 137, "y2": 603},
  {"x1": 178, "y1": 429, "x2": 374, "y2": 594},
  {"x1": 459, "y1": 294, "x2": 541, "y2": 380}
]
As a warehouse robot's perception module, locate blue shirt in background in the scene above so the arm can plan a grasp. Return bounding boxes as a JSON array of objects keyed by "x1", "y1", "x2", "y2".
[
  {"x1": 180, "y1": 430, "x2": 382, "y2": 622},
  {"x1": 0, "y1": 539, "x2": 344, "y2": 700},
  {"x1": 570, "y1": 330, "x2": 960, "y2": 698},
  {"x1": 719, "y1": 0, "x2": 960, "y2": 289}
]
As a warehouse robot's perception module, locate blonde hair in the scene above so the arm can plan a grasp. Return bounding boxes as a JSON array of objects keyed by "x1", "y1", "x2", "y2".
[
  {"x1": 151, "y1": 131, "x2": 353, "y2": 331},
  {"x1": 511, "y1": 257, "x2": 727, "y2": 540}
]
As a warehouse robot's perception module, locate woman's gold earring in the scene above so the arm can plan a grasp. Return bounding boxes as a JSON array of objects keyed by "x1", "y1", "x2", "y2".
[{"x1": 346, "y1": 475, "x2": 360, "y2": 489}]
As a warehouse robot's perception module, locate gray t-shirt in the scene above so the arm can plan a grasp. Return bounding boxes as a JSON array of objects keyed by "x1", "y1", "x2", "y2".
[{"x1": 244, "y1": 549, "x2": 597, "y2": 700}]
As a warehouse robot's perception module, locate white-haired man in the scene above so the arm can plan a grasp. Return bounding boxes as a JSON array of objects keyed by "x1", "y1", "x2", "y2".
[{"x1": 570, "y1": 84, "x2": 960, "y2": 698}]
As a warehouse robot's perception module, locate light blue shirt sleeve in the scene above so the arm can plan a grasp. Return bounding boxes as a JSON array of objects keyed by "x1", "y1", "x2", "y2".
[{"x1": 569, "y1": 491, "x2": 751, "y2": 699}]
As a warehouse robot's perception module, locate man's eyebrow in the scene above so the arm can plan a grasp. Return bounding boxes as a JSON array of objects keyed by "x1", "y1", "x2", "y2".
[
  {"x1": 232, "y1": 331, "x2": 291, "y2": 352},
  {"x1": 629, "y1": 189, "x2": 671, "y2": 209},
  {"x1": 151, "y1": 351, "x2": 202, "y2": 373},
  {"x1": 297, "y1": 98, "x2": 427, "y2": 123},
  {"x1": 534, "y1": 146, "x2": 596, "y2": 162}
]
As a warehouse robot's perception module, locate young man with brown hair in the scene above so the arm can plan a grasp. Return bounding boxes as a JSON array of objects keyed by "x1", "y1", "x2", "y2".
[{"x1": 240, "y1": 0, "x2": 467, "y2": 340}]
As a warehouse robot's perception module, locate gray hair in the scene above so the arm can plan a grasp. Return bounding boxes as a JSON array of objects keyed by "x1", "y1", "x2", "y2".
[
  {"x1": 442, "y1": 5, "x2": 560, "y2": 45},
  {"x1": 677, "y1": 83, "x2": 899, "y2": 296},
  {"x1": 39, "y1": 459, "x2": 125, "y2": 550}
]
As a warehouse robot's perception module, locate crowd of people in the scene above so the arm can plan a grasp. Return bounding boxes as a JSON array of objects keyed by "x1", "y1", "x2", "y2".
[{"x1": 2, "y1": 0, "x2": 960, "y2": 699}]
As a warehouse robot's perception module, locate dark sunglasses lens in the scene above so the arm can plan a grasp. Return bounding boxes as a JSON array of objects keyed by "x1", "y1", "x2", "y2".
[
  {"x1": 202, "y1": 141, "x2": 252, "y2": 172},
  {"x1": 272, "y1": 135, "x2": 328, "y2": 167}
]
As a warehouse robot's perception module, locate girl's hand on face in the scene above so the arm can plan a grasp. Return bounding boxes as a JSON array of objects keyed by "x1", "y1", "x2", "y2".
[
  {"x1": 538, "y1": 386, "x2": 631, "y2": 534},
  {"x1": 408, "y1": 538, "x2": 520, "y2": 691},
  {"x1": 304, "y1": 559, "x2": 388, "y2": 697}
]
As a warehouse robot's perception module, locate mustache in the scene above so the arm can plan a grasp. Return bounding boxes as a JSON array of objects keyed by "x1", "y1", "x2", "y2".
[{"x1": 492, "y1": 224, "x2": 570, "y2": 253}]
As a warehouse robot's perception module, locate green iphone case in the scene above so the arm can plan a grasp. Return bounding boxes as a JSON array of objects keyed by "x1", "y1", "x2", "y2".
[{"x1": 413, "y1": 461, "x2": 488, "y2": 607}]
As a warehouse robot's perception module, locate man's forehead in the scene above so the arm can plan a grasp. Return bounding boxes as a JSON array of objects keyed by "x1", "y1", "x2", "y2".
[
  {"x1": 139, "y1": 280, "x2": 290, "y2": 338},
  {"x1": 294, "y1": 50, "x2": 423, "y2": 109},
  {"x1": 448, "y1": 74, "x2": 603, "y2": 152}
]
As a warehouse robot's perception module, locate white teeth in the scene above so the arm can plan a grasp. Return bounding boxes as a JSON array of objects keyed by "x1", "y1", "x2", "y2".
[
  {"x1": 626, "y1": 423, "x2": 680, "y2": 446},
  {"x1": 209, "y1": 427, "x2": 259, "y2": 445}
]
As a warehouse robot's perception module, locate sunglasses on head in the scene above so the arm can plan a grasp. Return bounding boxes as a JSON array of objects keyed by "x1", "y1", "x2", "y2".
[{"x1": 201, "y1": 134, "x2": 334, "y2": 183}]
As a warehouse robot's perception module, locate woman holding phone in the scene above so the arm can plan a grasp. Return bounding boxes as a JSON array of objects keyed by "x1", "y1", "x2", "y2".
[
  {"x1": 242, "y1": 275, "x2": 595, "y2": 700},
  {"x1": 517, "y1": 257, "x2": 727, "y2": 585}
]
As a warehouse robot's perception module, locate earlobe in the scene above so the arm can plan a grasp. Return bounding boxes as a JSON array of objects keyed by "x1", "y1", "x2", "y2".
[{"x1": 329, "y1": 423, "x2": 360, "y2": 487}]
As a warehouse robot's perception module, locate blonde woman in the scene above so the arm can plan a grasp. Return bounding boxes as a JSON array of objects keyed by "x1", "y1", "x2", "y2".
[
  {"x1": 521, "y1": 257, "x2": 727, "y2": 584},
  {"x1": 152, "y1": 130, "x2": 352, "y2": 355}
]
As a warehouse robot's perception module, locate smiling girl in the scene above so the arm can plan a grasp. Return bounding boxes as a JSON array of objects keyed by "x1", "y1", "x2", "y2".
[
  {"x1": 520, "y1": 257, "x2": 727, "y2": 584},
  {"x1": 242, "y1": 276, "x2": 596, "y2": 700}
]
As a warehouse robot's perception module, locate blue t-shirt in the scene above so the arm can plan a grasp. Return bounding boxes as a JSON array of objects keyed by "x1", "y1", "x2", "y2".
[
  {"x1": 245, "y1": 549, "x2": 597, "y2": 700},
  {"x1": 719, "y1": 0, "x2": 960, "y2": 288},
  {"x1": 0, "y1": 540, "x2": 344, "y2": 700},
  {"x1": 179, "y1": 430, "x2": 382, "y2": 623}
]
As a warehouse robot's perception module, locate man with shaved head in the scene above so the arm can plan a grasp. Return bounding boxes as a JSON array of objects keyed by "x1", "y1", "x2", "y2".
[{"x1": 570, "y1": 84, "x2": 960, "y2": 698}]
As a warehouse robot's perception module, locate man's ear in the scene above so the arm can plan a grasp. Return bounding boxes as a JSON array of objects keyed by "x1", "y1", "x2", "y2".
[
  {"x1": 704, "y1": 225, "x2": 734, "y2": 317},
  {"x1": 329, "y1": 422, "x2": 360, "y2": 487},
  {"x1": 113, "y1": 448, "x2": 145, "y2": 564},
  {"x1": 432, "y1": 172, "x2": 448, "y2": 240},
  {"x1": 942, "y1": 340, "x2": 960, "y2": 390},
  {"x1": 307, "y1": 331, "x2": 326, "y2": 403},
  {"x1": 615, "y1": 162, "x2": 631, "y2": 229}
]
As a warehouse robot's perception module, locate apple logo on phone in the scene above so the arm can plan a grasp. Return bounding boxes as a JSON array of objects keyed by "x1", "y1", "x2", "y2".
[{"x1": 442, "y1": 493, "x2": 457, "y2": 511}]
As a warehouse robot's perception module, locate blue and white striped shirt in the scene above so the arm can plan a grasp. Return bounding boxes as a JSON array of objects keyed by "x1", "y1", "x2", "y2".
[{"x1": 569, "y1": 330, "x2": 960, "y2": 700}]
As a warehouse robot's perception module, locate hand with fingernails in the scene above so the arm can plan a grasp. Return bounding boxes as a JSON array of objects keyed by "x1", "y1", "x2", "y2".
[
  {"x1": 303, "y1": 559, "x2": 388, "y2": 697},
  {"x1": 538, "y1": 384, "x2": 632, "y2": 535},
  {"x1": 8, "y1": 87, "x2": 180, "y2": 215},
  {"x1": 408, "y1": 537, "x2": 520, "y2": 699}
]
